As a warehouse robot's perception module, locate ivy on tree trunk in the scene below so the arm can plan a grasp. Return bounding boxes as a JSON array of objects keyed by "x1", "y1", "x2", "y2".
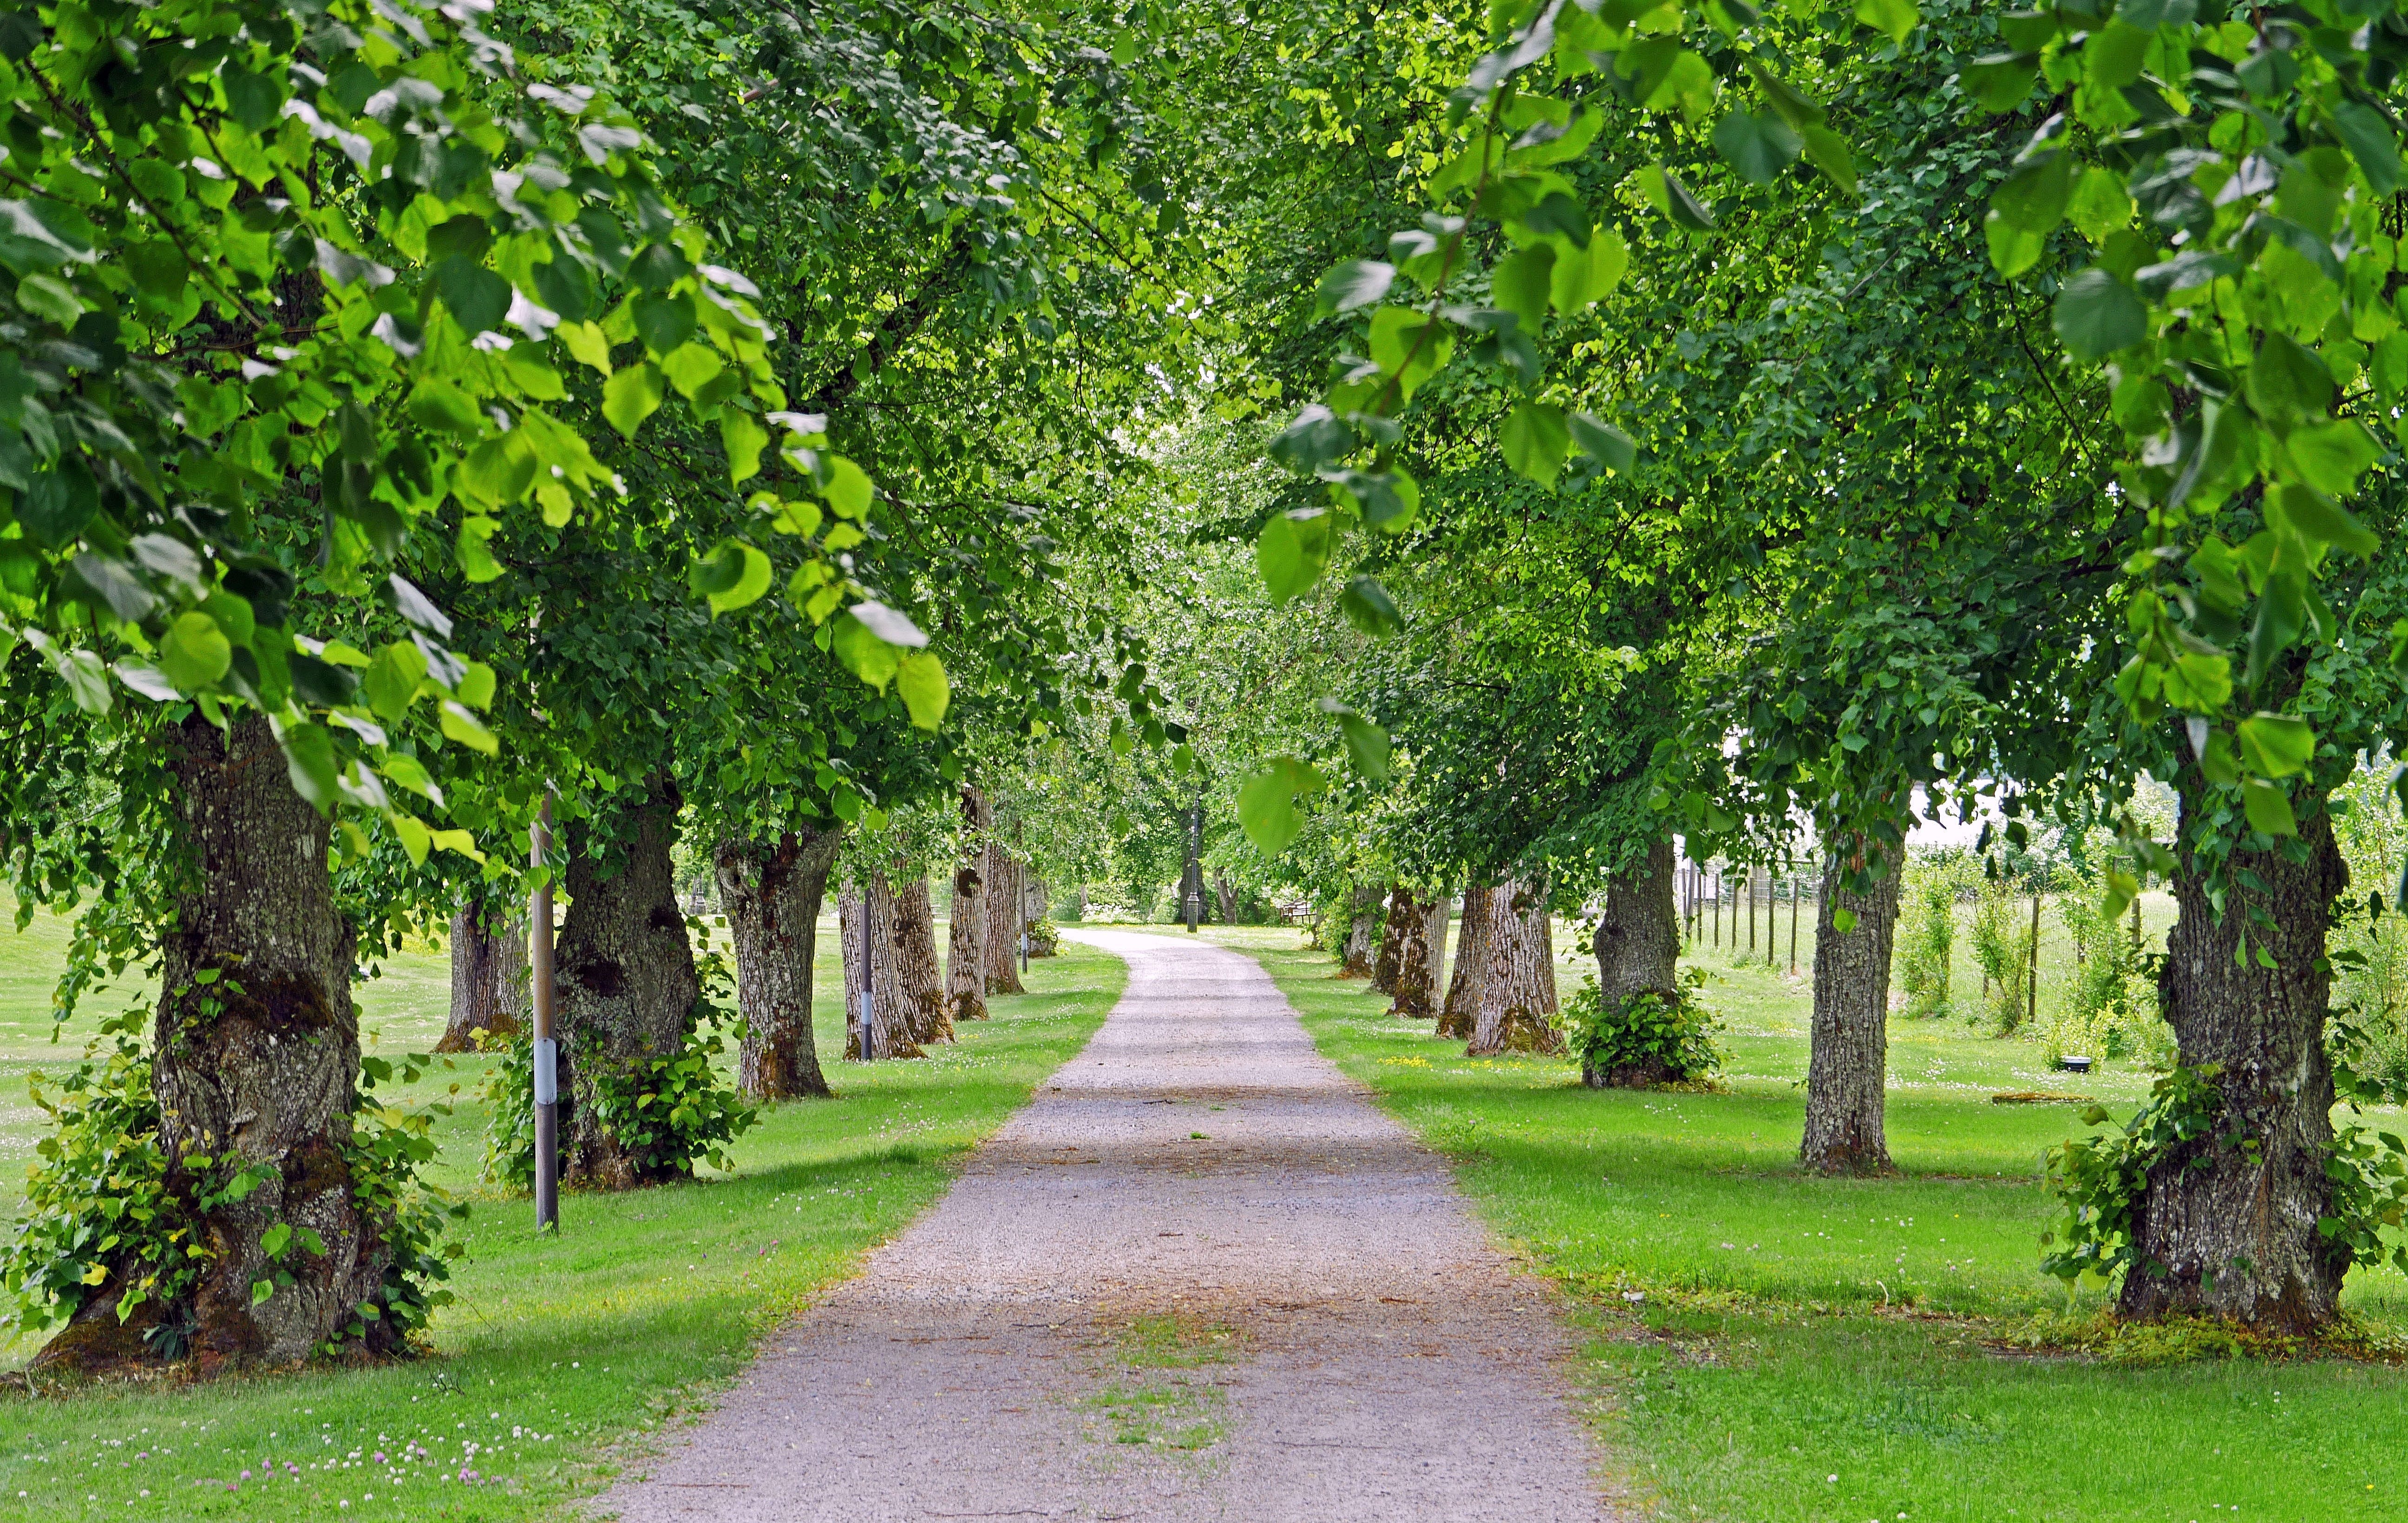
[
  {"x1": 556, "y1": 775, "x2": 700, "y2": 1189},
  {"x1": 44, "y1": 716, "x2": 393, "y2": 1375},
  {"x1": 1586, "y1": 840, "x2": 1683, "y2": 1088},
  {"x1": 1338, "y1": 882, "x2": 1383, "y2": 978},
  {"x1": 1388, "y1": 892, "x2": 1449, "y2": 1020},
  {"x1": 2121, "y1": 778, "x2": 2351, "y2": 1330},
  {"x1": 715, "y1": 828, "x2": 841, "y2": 1101}
]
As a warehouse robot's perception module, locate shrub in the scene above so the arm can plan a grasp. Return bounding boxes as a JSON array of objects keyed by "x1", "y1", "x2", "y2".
[
  {"x1": 483, "y1": 935, "x2": 756, "y2": 1190},
  {"x1": 1970, "y1": 877, "x2": 2033, "y2": 1034},
  {"x1": 1027, "y1": 917, "x2": 1061, "y2": 956},
  {"x1": 1897, "y1": 854, "x2": 1972, "y2": 1018},
  {"x1": 1557, "y1": 972, "x2": 1719, "y2": 1089}
]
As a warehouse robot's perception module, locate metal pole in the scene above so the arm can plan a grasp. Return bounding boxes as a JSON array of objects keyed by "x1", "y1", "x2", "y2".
[
  {"x1": 2028, "y1": 884, "x2": 2043, "y2": 1030},
  {"x1": 530, "y1": 791, "x2": 559, "y2": 1233},
  {"x1": 1789, "y1": 874, "x2": 1800, "y2": 975}
]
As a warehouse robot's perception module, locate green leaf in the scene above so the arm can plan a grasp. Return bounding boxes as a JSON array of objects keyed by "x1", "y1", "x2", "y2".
[
  {"x1": 1337, "y1": 575, "x2": 1404, "y2": 636},
  {"x1": 602, "y1": 363, "x2": 665, "y2": 439},
  {"x1": 896, "y1": 649, "x2": 950, "y2": 731},
  {"x1": 689, "y1": 539, "x2": 772, "y2": 615},
  {"x1": 556, "y1": 320, "x2": 612, "y2": 376},
  {"x1": 434, "y1": 257, "x2": 509, "y2": 335},
  {"x1": 438, "y1": 701, "x2": 497, "y2": 755},
  {"x1": 632, "y1": 290, "x2": 698, "y2": 355},
  {"x1": 1501, "y1": 402, "x2": 1570, "y2": 486},
  {"x1": 1993, "y1": 152, "x2": 2077, "y2": 235},
  {"x1": 457, "y1": 515, "x2": 503, "y2": 583},
  {"x1": 1799, "y1": 125, "x2": 1857, "y2": 197},
  {"x1": 1316, "y1": 258, "x2": 1394, "y2": 315},
  {"x1": 430, "y1": 829, "x2": 484, "y2": 864},
  {"x1": 2284, "y1": 421, "x2": 2381, "y2": 500},
  {"x1": 2268, "y1": 481, "x2": 2381, "y2": 558},
  {"x1": 823, "y1": 456, "x2": 873, "y2": 518},
  {"x1": 251, "y1": 1278, "x2": 274, "y2": 1307},
  {"x1": 1235, "y1": 757, "x2": 1326, "y2": 856},
  {"x1": 1367, "y1": 306, "x2": 1455, "y2": 399},
  {"x1": 2244, "y1": 777, "x2": 2299, "y2": 836},
  {"x1": 2067, "y1": 168, "x2": 2133, "y2": 242},
  {"x1": 1711, "y1": 111, "x2": 1803, "y2": 185},
  {"x1": 830, "y1": 613, "x2": 903, "y2": 691},
  {"x1": 364, "y1": 640, "x2": 428, "y2": 722},
  {"x1": 1337, "y1": 712, "x2": 1391, "y2": 782},
  {"x1": 1963, "y1": 53, "x2": 2037, "y2": 114},
  {"x1": 2237, "y1": 712, "x2": 2316, "y2": 778},
  {"x1": 2244, "y1": 333, "x2": 2334, "y2": 422},
  {"x1": 2052, "y1": 267, "x2": 2147, "y2": 361},
  {"x1": 159, "y1": 611, "x2": 231, "y2": 693},
  {"x1": 1550, "y1": 228, "x2": 1627, "y2": 312},
  {"x1": 1635, "y1": 165, "x2": 1717, "y2": 231},
  {"x1": 1491, "y1": 245, "x2": 1555, "y2": 335},
  {"x1": 406, "y1": 381, "x2": 482, "y2": 439},
  {"x1": 721, "y1": 411, "x2": 768, "y2": 485},
  {"x1": 54, "y1": 646, "x2": 110, "y2": 714},
  {"x1": 1854, "y1": 0, "x2": 1917, "y2": 44},
  {"x1": 261, "y1": 1222, "x2": 291, "y2": 1259},
  {"x1": 279, "y1": 723, "x2": 340, "y2": 813},
  {"x1": 659, "y1": 342, "x2": 725, "y2": 401},
  {"x1": 2332, "y1": 102, "x2": 2403, "y2": 198},
  {"x1": 1831, "y1": 906, "x2": 1860, "y2": 933},
  {"x1": 1256, "y1": 511, "x2": 1333, "y2": 602},
  {"x1": 1983, "y1": 212, "x2": 2046, "y2": 279},
  {"x1": 1568, "y1": 411, "x2": 1637, "y2": 473}
]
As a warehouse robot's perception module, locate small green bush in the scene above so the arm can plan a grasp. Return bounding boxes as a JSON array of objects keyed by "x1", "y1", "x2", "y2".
[
  {"x1": 1027, "y1": 916, "x2": 1061, "y2": 956},
  {"x1": 1897, "y1": 854, "x2": 1973, "y2": 1019},
  {"x1": 1557, "y1": 972, "x2": 1720, "y2": 1089}
]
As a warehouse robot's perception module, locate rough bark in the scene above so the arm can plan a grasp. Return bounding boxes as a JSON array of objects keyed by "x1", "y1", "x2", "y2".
[
  {"x1": 715, "y1": 828, "x2": 840, "y2": 1101},
  {"x1": 947, "y1": 786, "x2": 991, "y2": 1022},
  {"x1": 984, "y1": 846, "x2": 1026, "y2": 995},
  {"x1": 1387, "y1": 892, "x2": 1448, "y2": 1019},
  {"x1": 435, "y1": 901, "x2": 528, "y2": 1054},
  {"x1": 887, "y1": 870, "x2": 953, "y2": 1044},
  {"x1": 1370, "y1": 884, "x2": 1411, "y2": 996},
  {"x1": 1586, "y1": 840, "x2": 1685, "y2": 1088},
  {"x1": 1214, "y1": 872, "x2": 1238, "y2": 925},
  {"x1": 42, "y1": 716, "x2": 391, "y2": 1375},
  {"x1": 1026, "y1": 876, "x2": 1055, "y2": 954},
  {"x1": 1438, "y1": 886, "x2": 1493, "y2": 1040},
  {"x1": 555, "y1": 775, "x2": 700, "y2": 1190},
  {"x1": 840, "y1": 883, "x2": 925, "y2": 1060},
  {"x1": 2119, "y1": 780, "x2": 2349, "y2": 1330},
  {"x1": 1338, "y1": 883, "x2": 1383, "y2": 978},
  {"x1": 1800, "y1": 835, "x2": 1903, "y2": 1174},
  {"x1": 1468, "y1": 874, "x2": 1561, "y2": 1056}
]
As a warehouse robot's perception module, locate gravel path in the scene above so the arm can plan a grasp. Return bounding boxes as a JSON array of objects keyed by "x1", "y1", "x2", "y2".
[{"x1": 596, "y1": 930, "x2": 1625, "y2": 1522}]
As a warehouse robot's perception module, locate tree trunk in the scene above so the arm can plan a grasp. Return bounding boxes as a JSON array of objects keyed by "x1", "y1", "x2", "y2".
[
  {"x1": 1586, "y1": 839, "x2": 1684, "y2": 1088},
  {"x1": 948, "y1": 786, "x2": 990, "y2": 1022},
  {"x1": 887, "y1": 870, "x2": 953, "y2": 1044},
  {"x1": 2119, "y1": 780, "x2": 2349, "y2": 1330},
  {"x1": 1370, "y1": 883, "x2": 1411, "y2": 995},
  {"x1": 1027, "y1": 875, "x2": 1055, "y2": 953},
  {"x1": 984, "y1": 846, "x2": 1026, "y2": 995},
  {"x1": 42, "y1": 715, "x2": 392, "y2": 1376},
  {"x1": 435, "y1": 901, "x2": 528, "y2": 1054},
  {"x1": 1214, "y1": 872, "x2": 1237, "y2": 924},
  {"x1": 555, "y1": 775, "x2": 700, "y2": 1190},
  {"x1": 1800, "y1": 834, "x2": 1902, "y2": 1174},
  {"x1": 1387, "y1": 891, "x2": 1447, "y2": 1019},
  {"x1": 1438, "y1": 886, "x2": 1492, "y2": 1040},
  {"x1": 841, "y1": 882, "x2": 925, "y2": 1061},
  {"x1": 1338, "y1": 883, "x2": 1383, "y2": 978},
  {"x1": 1469, "y1": 874, "x2": 1561, "y2": 1055},
  {"x1": 715, "y1": 827, "x2": 840, "y2": 1101}
]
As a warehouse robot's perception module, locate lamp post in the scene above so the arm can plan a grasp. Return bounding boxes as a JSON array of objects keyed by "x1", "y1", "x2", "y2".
[{"x1": 530, "y1": 791, "x2": 559, "y2": 1233}]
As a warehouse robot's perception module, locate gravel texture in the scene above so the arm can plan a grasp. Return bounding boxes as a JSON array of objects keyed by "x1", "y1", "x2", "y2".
[{"x1": 595, "y1": 929, "x2": 1625, "y2": 1522}]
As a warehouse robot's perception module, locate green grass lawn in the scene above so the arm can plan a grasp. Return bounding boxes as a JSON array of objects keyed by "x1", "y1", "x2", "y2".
[
  {"x1": 0, "y1": 903, "x2": 1120, "y2": 1523},
  {"x1": 1198, "y1": 922, "x2": 2408, "y2": 1523}
]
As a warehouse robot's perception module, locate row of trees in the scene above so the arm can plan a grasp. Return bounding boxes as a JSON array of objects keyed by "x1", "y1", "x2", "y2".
[
  {"x1": 0, "y1": 0, "x2": 1243, "y2": 1375},
  {"x1": 1137, "y1": 0, "x2": 2408, "y2": 1343}
]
